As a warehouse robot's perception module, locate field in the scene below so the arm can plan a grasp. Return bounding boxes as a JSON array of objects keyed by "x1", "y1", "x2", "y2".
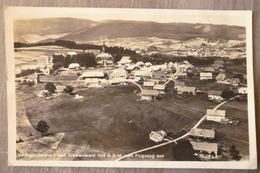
[
  {"x1": 15, "y1": 46, "x2": 82, "y2": 66},
  {"x1": 15, "y1": 79, "x2": 249, "y2": 161}
]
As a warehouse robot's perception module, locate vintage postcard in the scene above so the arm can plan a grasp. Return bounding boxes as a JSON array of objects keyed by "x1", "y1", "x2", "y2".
[{"x1": 5, "y1": 7, "x2": 257, "y2": 169}]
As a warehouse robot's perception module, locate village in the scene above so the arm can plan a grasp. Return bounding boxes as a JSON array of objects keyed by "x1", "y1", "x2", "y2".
[{"x1": 15, "y1": 41, "x2": 248, "y2": 161}]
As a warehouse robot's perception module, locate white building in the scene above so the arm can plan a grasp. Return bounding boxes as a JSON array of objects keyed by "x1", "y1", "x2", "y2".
[
  {"x1": 208, "y1": 90, "x2": 224, "y2": 101},
  {"x1": 189, "y1": 128, "x2": 215, "y2": 139},
  {"x1": 238, "y1": 87, "x2": 247, "y2": 94},
  {"x1": 78, "y1": 71, "x2": 106, "y2": 81},
  {"x1": 141, "y1": 89, "x2": 159, "y2": 100},
  {"x1": 200, "y1": 72, "x2": 213, "y2": 80}
]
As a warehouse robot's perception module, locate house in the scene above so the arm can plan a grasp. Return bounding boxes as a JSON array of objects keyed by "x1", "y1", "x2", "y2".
[
  {"x1": 189, "y1": 128, "x2": 215, "y2": 139},
  {"x1": 153, "y1": 84, "x2": 166, "y2": 93},
  {"x1": 110, "y1": 69, "x2": 127, "y2": 82},
  {"x1": 152, "y1": 71, "x2": 167, "y2": 81},
  {"x1": 214, "y1": 60, "x2": 225, "y2": 65},
  {"x1": 78, "y1": 71, "x2": 107, "y2": 81},
  {"x1": 125, "y1": 64, "x2": 140, "y2": 72},
  {"x1": 202, "y1": 67, "x2": 215, "y2": 73},
  {"x1": 216, "y1": 73, "x2": 226, "y2": 83},
  {"x1": 177, "y1": 86, "x2": 196, "y2": 95},
  {"x1": 149, "y1": 130, "x2": 167, "y2": 142},
  {"x1": 68, "y1": 63, "x2": 80, "y2": 69},
  {"x1": 84, "y1": 49, "x2": 100, "y2": 56},
  {"x1": 134, "y1": 70, "x2": 152, "y2": 81},
  {"x1": 231, "y1": 78, "x2": 241, "y2": 86},
  {"x1": 200, "y1": 72, "x2": 213, "y2": 80},
  {"x1": 118, "y1": 56, "x2": 132, "y2": 65},
  {"x1": 84, "y1": 78, "x2": 103, "y2": 88},
  {"x1": 173, "y1": 71, "x2": 188, "y2": 79},
  {"x1": 143, "y1": 81, "x2": 155, "y2": 89},
  {"x1": 174, "y1": 81, "x2": 185, "y2": 89},
  {"x1": 190, "y1": 141, "x2": 218, "y2": 157},
  {"x1": 206, "y1": 109, "x2": 226, "y2": 122},
  {"x1": 141, "y1": 89, "x2": 159, "y2": 100},
  {"x1": 67, "y1": 51, "x2": 77, "y2": 56},
  {"x1": 95, "y1": 43, "x2": 114, "y2": 66},
  {"x1": 238, "y1": 87, "x2": 247, "y2": 94},
  {"x1": 38, "y1": 55, "x2": 53, "y2": 75},
  {"x1": 208, "y1": 90, "x2": 224, "y2": 101}
]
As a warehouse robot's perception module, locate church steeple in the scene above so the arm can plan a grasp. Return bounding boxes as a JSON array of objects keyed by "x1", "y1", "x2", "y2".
[{"x1": 101, "y1": 41, "x2": 106, "y2": 53}]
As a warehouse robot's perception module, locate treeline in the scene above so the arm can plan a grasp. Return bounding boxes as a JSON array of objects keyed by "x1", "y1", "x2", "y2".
[
  {"x1": 14, "y1": 40, "x2": 137, "y2": 57},
  {"x1": 52, "y1": 53, "x2": 97, "y2": 68}
]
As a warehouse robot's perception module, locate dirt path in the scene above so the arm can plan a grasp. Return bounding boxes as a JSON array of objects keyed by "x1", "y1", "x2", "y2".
[{"x1": 115, "y1": 95, "x2": 239, "y2": 161}]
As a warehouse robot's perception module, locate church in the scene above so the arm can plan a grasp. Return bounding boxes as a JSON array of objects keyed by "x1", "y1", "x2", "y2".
[{"x1": 95, "y1": 43, "x2": 114, "y2": 67}]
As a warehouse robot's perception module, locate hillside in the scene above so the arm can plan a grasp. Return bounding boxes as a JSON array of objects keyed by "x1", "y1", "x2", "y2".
[
  {"x1": 14, "y1": 18, "x2": 245, "y2": 43},
  {"x1": 14, "y1": 18, "x2": 96, "y2": 43}
]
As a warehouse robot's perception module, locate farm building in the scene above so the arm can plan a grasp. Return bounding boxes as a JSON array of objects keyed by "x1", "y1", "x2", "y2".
[
  {"x1": 189, "y1": 128, "x2": 215, "y2": 139},
  {"x1": 174, "y1": 81, "x2": 185, "y2": 89},
  {"x1": 78, "y1": 71, "x2": 107, "y2": 81},
  {"x1": 206, "y1": 109, "x2": 226, "y2": 122},
  {"x1": 238, "y1": 87, "x2": 247, "y2": 94},
  {"x1": 190, "y1": 141, "x2": 218, "y2": 157},
  {"x1": 149, "y1": 130, "x2": 167, "y2": 142},
  {"x1": 143, "y1": 81, "x2": 155, "y2": 89},
  {"x1": 118, "y1": 56, "x2": 132, "y2": 65},
  {"x1": 141, "y1": 89, "x2": 159, "y2": 100},
  {"x1": 177, "y1": 86, "x2": 196, "y2": 95},
  {"x1": 200, "y1": 72, "x2": 213, "y2": 80},
  {"x1": 95, "y1": 43, "x2": 114, "y2": 66},
  {"x1": 153, "y1": 84, "x2": 166, "y2": 93},
  {"x1": 134, "y1": 70, "x2": 152, "y2": 81},
  {"x1": 208, "y1": 90, "x2": 224, "y2": 101}
]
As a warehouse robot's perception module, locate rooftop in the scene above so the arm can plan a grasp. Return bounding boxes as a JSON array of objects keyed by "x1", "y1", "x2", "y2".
[
  {"x1": 141, "y1": 89, "x2": 159, "y2": 96},
  {"x1": 189, "y1": 128, "x2": 215, "y2": 138},
  {"x1": 190, "y1": 141, "x2": 218, "y2": 153},
  {"x1": 206, "y1": 109, "x2": 226, "y2": 117}
]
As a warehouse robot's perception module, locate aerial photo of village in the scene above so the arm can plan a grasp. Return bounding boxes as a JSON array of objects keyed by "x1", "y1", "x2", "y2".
[{"x1": 13, "y1": 10, "x2": 250, "y2": 162}]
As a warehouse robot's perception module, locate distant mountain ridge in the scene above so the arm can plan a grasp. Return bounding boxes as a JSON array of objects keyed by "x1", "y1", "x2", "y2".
[{"x1": 14, "y1": 18, "x2": 245, "y2": 43}]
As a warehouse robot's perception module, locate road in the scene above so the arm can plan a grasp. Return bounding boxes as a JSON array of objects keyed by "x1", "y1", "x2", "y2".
[{"x1": 115, "y1": 95, "x2": 239, "y2": 161}]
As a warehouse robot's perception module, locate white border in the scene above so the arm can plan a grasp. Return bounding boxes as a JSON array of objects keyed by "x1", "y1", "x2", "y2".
[{"x1": 5, "y1": 7, "x2": 257, "y2": 169}]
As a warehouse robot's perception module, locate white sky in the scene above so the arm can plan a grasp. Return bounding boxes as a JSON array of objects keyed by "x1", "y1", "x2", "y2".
[{"x1": 6, "y1": 7, "x2": 250, "y2": 26}]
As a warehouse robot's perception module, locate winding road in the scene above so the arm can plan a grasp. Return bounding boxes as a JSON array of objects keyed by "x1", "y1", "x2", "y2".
[{"x1": 115, "y1": 95, "x2": 239, "y2": 161}]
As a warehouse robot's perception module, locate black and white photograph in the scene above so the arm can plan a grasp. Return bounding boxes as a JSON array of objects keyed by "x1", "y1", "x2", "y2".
[{"x1": 5, "y1": 7, "x2": 257, "y2": 169}]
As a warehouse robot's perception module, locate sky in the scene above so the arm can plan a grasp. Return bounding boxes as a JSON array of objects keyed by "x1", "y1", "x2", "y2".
[{"x1": 6, "y1": 7, "x2": 250, "y2": 27}]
